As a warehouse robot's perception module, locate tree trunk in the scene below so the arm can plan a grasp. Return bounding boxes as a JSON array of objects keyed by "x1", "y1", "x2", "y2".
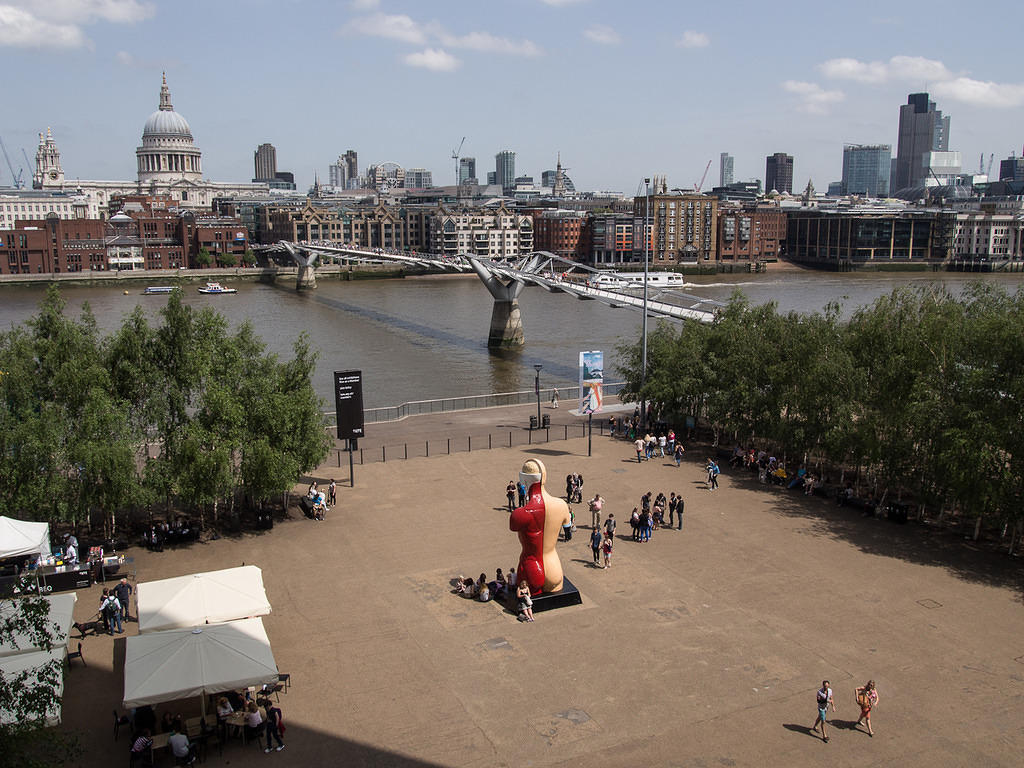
[{"x1": 972, "y1": 515, "x2": 982, "y2": 541}]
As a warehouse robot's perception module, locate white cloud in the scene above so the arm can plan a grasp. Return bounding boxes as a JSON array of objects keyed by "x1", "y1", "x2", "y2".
[
  {"x1": 819, "y1": 57, "x2": 888, "y2": 83},
  {"x1": 782, "y1": 80, "x2": 845, "y2": 115},
  {"x1": 9, "y1": 0, "x2": 153, "y2": 24},
  {"x1": 0, "y1": 0, "x2": 151, "y2": 49},
  {"x1": 0, "y1": 5, "x2": 86, "y2": 48},
  {"x1": 403, "y1": 48, "x2": 460, "y2": 72},
  {"x1": 439, "y1": 30, "x2": 541, "y2": 57},
  {"x1": 676, "y1": 30, "x2": 709, "y2": 49},
  {"x1": 583, "y1": 24, "x2": 619, "y2": 45},
  {"x1": 344, "y1": 13, "x2": 542, "y2": 58},
  {"x1": 933, "y1": 77, "x2": 1024, "y2": 108},
  {"x1": 819, "y1": 54, "x2": 1022, "y2": 108},
  {"x1": 343, "y1": 13, "x2": 426, "y2": 43}
]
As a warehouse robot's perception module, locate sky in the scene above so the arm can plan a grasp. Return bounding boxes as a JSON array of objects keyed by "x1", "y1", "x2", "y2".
[{"x1": 1, "y1": 0, "x2": 1023, "y2": 195}]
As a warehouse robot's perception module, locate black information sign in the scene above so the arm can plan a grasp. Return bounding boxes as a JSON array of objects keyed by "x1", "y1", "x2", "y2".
[{"x1": 334, "y1": 370, "x2": 365, "y2": 440}]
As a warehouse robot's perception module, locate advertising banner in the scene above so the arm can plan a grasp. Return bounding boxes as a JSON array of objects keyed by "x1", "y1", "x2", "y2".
[
  {"x1": 579, "y1": 350, "x2": 604, "y2": 414},
  {"x1": 333, "y1": 370, "x2": 364, "y2": 440}
]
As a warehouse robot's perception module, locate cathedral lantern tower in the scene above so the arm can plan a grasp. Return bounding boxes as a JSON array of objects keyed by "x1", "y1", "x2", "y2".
[{"x1": 136, "y1": 73, "x2": 203, "y2": 187}]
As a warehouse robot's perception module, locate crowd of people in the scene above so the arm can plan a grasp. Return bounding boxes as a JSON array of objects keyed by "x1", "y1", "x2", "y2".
[{"x1": 628, "y1": 490, "x2": 685, "y2": 541}]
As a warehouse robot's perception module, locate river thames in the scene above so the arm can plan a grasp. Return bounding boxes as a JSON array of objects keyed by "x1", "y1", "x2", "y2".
[{"x1": 2, "y1": 270, "x2": 1022, "y2": 407}]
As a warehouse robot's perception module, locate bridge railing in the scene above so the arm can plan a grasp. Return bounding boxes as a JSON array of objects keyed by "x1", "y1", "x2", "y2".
[{"x1": 323, "y1": 382, "x2": 626, "y2": 425}]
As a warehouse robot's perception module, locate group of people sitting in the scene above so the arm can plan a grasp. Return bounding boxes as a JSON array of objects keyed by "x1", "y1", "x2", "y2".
[
  {"x1": 129, "y1": 708, "x2": 202, "y2": 765},
  {"x1": 454, "y1": 568, "x2": 535, "y2": 621},
  {"x1": 142, "y1": 519, "x2": 197, "y2": 551},
  {"x1": 215, "y1": 690, "x2": 285, "y2": 753},
  {"x1": 306, "y1": 480, "x2": 334, "y2": 521}
]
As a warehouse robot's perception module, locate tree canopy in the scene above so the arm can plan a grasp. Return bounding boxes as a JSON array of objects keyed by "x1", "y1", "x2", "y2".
[
  {"x1": 0, "y1": 286, "x2": 331, "y2": 534},
  {"x1": 616, "y1": 283, "x2": 1024, "y2": 542}
]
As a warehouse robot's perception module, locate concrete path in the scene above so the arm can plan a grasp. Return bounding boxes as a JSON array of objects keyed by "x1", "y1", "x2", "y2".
[{"x1": 59, "y1": 403, "x2": 1024, "y2": 767}]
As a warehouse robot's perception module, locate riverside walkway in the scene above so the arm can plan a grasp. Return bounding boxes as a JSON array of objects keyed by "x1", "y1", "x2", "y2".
[{"x1": 58, "y1": 402, "x2": 1024, "y2": 768}]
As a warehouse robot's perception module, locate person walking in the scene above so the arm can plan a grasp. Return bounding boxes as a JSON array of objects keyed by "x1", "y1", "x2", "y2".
[
  {"x1": 602, "y1": 531, "x2": 613, "y2": 568},
  {"x1": 667, "y1": 429, "x2": 676, "y2": 454},
  {"x1": 634, "y1": 436, "x2": 645, "y2": 463},
  {"x1": 588, "y1": 493, "x2": 604, "y2": 530},
  {"x1": 102, "y1": 588, "x2": 123, "y2": 634},
  {"x1": 506, "y1": 480, "x2": 516, "y2": 512},
  {"x1": 854, "y1": 680, "x2": 879, "y2": 736},
  {"x1": 328, "y1": 479, "x2": 337, "y2": 506},
  {"x1": 658, "y1": 433, "x2": 667, "y2": 457},
  {"x1": 551, "y1": 388, "x2": 559, "y2": 408},
  {"x1": 674, "y1": 442, "x2": 685, "y2": 467},
  {"x1": 676, "y1": 496, "x2": 685, "y2": 530},
  {"x1": 261, "y1": 697, "x2": 285, "y2": 752},
  {"x1": 589, "y1": 526, "x2": 603, "y2": 565},
  {"x1": 812, "y1": 680, "x2": 836, "y2": 742},
  {"x1": 517, "y1": 479, "x2": 527, "y2": 507},
  {"x1": 603, "y1": 513, "x2": 616, "y2": 539}
]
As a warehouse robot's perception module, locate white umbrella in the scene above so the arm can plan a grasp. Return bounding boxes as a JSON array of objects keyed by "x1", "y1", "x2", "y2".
[
  {"x1": 123, "y1": 617, "x2": 279, "y2": 714},
  {"x1": 137, "y1": 565, "x2": 271, "y2": 634}
]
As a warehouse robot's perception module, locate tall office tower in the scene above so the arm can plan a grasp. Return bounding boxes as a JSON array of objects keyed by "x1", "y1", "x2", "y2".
[
  {"x1": 999, "y1": 153, "x2": 1024, "y2": 182},
  {"x1": 459, "y1": 156, "x2": 476, "y2": 185},
  {"x1": 765, "y1": 153, "x2": 794, "y2": 194},
  {"x1": 841, "y1": 144, "x2": 892, "y2": 197},
  {"x1": 541, "y1": 170, "x2": 556, "y2": 188},
  {"x1": 254, "y1": 143, "x2": 277, "y2": 182},
  {"x1": 343, "y1": 150, "x2": 358, "y2": 184},
  {"x1": 720, "y1": 153, "x2": 734, "y2": 186},
  {"x1": 495, "y1": 150, "x2": 516, "y2": 193},
  {"x1": 893, "y1": 92, "x2": 950, "y2": 191},
  {"x1": 328, "y1": 156, "x2": 348, "y2": 188}
]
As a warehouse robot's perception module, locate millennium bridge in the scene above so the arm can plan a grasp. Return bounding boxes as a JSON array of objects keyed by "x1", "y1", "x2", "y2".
[{"x1": 254, "y1": 242, "x2": 721, "y2": 348}]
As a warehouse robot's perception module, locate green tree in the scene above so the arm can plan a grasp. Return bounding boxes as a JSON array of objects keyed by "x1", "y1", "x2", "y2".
[
  {"x1": 215, "y1": 251, "x2": 237, "y2": 268},
  {"x1": 194, "y1": 247, "x2": 212, "y2": 267},
  {"x1": 0, "y1": 591, "x2": 79, "y2": 767}
]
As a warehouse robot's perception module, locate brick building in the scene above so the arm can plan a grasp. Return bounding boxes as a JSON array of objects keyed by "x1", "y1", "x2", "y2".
[
  {"x1": 716, "y1": 203, "x2": 786, "y2": 262},
  {"x1": 531, "y1": 210, "x2": 588, "y2": 260}
]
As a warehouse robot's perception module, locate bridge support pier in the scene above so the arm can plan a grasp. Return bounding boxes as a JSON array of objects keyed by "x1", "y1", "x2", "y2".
[
  {"x1": 469, "y1": 257, "x2": 526, "y2": 347},
  {"x1": 296, "y1": 264, "x2": 317, "y2": 289},
  {"x1": 282, "y1": 242, "x2": 317, "y2": 290},
  {"x1": 488, "y1": 299, "x2": 524, "y2": 347}
]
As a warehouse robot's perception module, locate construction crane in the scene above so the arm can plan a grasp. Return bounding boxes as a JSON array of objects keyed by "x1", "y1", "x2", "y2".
[
  {"x1": 451, "y1": 136, "x2": 466, "y2": 185},
  {"x1": 0, "y1": 136, "x2": 24, "y2": 189},
  {"x1": 695, "y1": 159, "x2": 712, "y2": 193}
]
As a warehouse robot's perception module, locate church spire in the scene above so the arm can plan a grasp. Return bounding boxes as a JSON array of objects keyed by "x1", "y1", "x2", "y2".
[{"x1": 159, "y1": 72, "x2": 173, "y2": 111}]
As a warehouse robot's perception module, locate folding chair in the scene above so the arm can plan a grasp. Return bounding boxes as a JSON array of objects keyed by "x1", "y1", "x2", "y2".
[{"x1": 67, "y1": 642, "x2": 85, "y2": 667}]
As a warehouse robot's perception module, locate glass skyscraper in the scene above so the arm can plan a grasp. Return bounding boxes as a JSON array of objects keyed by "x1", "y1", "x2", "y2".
[
  {"x1": 495, "y1": 150, "x2": 516, "y2": 193},
  {"x1": 720, "y1": 153, "x2": 734, "y2": 186},
  {"x1": 893, "y1": 92, "x2": 949, "y2": 192},
  {"x1": 842, "y1": 144, "x2": 891, "y2": 197}
]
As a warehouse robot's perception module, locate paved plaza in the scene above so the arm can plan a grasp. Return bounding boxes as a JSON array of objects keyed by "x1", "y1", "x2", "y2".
[{"x1": 60, "y1": 404, "x2": 1024, "y2": 767}]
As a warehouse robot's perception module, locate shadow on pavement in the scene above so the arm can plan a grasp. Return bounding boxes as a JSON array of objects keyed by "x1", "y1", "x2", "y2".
[{"x1": 744, "y1": 473, "x2": 1024, "y2": 598}]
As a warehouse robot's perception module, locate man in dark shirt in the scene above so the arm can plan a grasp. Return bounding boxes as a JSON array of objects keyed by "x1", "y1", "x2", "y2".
[{"x1": 115, "y1": 578, "x2": 134, "y2": 621}]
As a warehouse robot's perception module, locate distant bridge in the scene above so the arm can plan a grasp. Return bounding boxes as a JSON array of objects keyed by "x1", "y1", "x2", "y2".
[{"x1": 254, "y1": 242, "x2": 721, "y2": 347}]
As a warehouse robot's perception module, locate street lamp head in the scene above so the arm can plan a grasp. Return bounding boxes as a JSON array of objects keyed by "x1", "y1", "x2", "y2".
[{"x1": 534, "y1": 364, "x2": 543, "y2": 373}]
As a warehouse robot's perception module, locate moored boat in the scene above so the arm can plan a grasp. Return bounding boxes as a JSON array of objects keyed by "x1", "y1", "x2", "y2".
[{"x1": 144, "y1": 286, "x2": 175, "y2": 295}]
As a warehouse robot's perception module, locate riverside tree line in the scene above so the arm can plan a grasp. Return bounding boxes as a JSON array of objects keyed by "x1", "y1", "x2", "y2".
[
  {"x1": 616, "y1": 282, "x2": 1024, "y2": 549},
  {"x1": 0, "y1": 287, "x2": 332, "y2": 536}
]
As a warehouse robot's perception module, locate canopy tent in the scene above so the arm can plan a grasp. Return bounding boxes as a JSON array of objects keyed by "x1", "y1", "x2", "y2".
[
  {"x1": 137, "y1": 565, "x2": 271, "y2": 634},
  {"x1": 0, "y1": 516, "x2": 51, "y2": 561},
  {"x1": 0, "y1": 593, "x2": 78, "y2": 658},
  {"x1": 0, "y1": 646, "x2": 65, "y2": 726},
  {"x1": 123, "y1": 617, "x2": 279, "y2": 709}
]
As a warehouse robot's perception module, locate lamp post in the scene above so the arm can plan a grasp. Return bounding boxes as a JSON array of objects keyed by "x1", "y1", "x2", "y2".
[
  {"x1": 641, "y1": 177, "x2": 650, "y2": 431},
  {"x1": 534, "y1": 364, "x2": 543, "y2": 429}
]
